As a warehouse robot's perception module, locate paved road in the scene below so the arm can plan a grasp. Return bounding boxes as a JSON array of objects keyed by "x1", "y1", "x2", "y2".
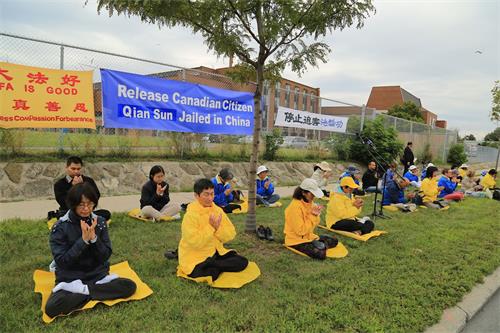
[
  {"x1": 0, "y1": 186, "x2": 297, "y2": 220},
  {"x1": 461, "y1": 288, "x2": 500, "y2": 333}
]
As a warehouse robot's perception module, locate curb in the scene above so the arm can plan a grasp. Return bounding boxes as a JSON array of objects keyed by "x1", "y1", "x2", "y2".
[{"x1": 425, "y1": 266, "x2": 500, "y2": 333}]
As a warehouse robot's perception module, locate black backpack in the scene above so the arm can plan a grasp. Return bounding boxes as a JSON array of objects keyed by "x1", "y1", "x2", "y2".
[{"x1": 493, "y1": 190, "x2": 500, "y2": 201}]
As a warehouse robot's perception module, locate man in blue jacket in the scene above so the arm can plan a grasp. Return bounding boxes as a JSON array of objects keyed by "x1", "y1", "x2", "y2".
[
  {"x1": 211, "y1": 168, "x2": 242, "y2": 213},
  {"x1": 382, "y1": 178, "x2": 417, "y2": 212},
  {"x1": 403, "y1": 165, "x2": 421, "y2": 187},
  {"x1": 255, "y1": 165, "x2": 280, "y2": 207},
  {"x1": 437, "y1": 168, "x2": 464, "y2": 201}
]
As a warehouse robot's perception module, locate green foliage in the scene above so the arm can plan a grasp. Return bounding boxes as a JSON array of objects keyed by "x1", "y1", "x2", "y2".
[
  {"x1": 417, "y1": 142, "x2": 433, "y2": 165},
  {"x1": 0, "y1": 129, "x2": 26, "y2": 156},
  {"x1": 1, "y1": 198, "x2": 499, "y2": 332},
  {"x1": 387, "y1": 101, "x2": 425, "y2": 123},
  {"x1": 462, "y1": 134, "x2": 476, "y2": 141},
  {"x1": 327, "y1": 133, "x2": 353, "y2": 160},
  {"x1": 484, "y1": 127, "x2": 500, "y2": 142},
  {"x1": 350, "y1": 117, "x2": 403, "y2": 165},
  {"x1": 491, "y1": 80, "x2": 500, "y2": 122},
  {"x1": 446, "y1": 143, "x2": 467, "y2": 167},
  {"x1": 263, "y1": 128, "x2": 284, "y2": 161}
]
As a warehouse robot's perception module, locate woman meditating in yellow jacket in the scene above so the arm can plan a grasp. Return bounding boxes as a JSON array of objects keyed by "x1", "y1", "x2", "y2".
[
  {"x1": 480, "y1": 169, "x2": 498, "y2": 190},
  {"x1": 420, "y1": 166, "x2": 449, "y2": 209},
  {"x1": 325, "y1": 177, "x2": 375, "y2": 235},
  {"x1": 284, "y1": 179, "x2": 338, "y2": 260},
  {"x1": 178, "y1": 179, "x2": 248, "y2": 281}
]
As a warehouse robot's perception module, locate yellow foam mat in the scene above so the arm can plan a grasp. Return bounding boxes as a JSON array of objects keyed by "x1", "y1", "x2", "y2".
[
  {"x1": 318, "y1": 225, "x2": 387, "y2": 242},
  {"x1": 440, "y1": 205, "x2": 450, "y2": 211},
  {"x1": 127, "y1": 208, "x2": 175, "y2": 222},
  {"x1": 34, "y1": 261, "x2": 153, "y2": 323},
  {"x1": 419, "y1": 205, "x2": 428, "y2": 209},
  {"x1": 177, "y1": 261, "x2": 260, "y2": 288},
  {"x1": 231, "y1": 199, "x2": 248, "y2": 214},
  {"x1": 284, "y1": 243, "x2": 348, "y2": 259},
  {"x1": 382, "y1": 205, "x2": 399, "y2": 212},
  {"x1": 48, "y1": 217, "x2": 111, "y2": 230}
]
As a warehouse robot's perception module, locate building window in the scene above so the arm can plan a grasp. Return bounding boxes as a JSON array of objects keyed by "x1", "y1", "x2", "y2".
[
  {"x1": 263, "y1": 80, "x2": 268, "y2": 97},
  {"x1": 302, "y1": 89, "x2": 307, "y2": 111},
  {"x1": 274, "y1": 82, "x2": 280, "y2": 108},
  {"x1": 311, "y1": 95, "x2": 316, "y2": 113},
  {"x1": 294, "y1": 87, "x2": 299, "y2": 110},
  {"x1": 285, "y1": 83, "x2": 290, "y2": 108}
]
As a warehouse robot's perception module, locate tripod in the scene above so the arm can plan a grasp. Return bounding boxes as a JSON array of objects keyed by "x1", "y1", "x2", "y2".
[{"x1": 357, "y1": 133, "x2": 406, "y2": 222}]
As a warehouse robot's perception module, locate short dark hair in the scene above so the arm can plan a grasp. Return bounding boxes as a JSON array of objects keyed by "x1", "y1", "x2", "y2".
[
  {"x1": 194, "y1": 178, "x2": 214, "y2": 194},
  {"x1": 313, "y1": 165, "x2": 320, "y2": 171},
  {"x1": 219, "y1": 168, "x2": 233, "y2": 181},
  {"x1": 442, "y1": 168, "x2": 450, "y2": 175},
  {"x1": 149, "y1": 165, "x2": 165, "y2": 180},
  {"x1": 488, "y1": 169, "x2": 497, "y2": 175},
  {"x1": 292, "y1": 186, "x2": 310, "y2": 202},
  {"x1": 407, "y1": 142, "x2": 413, "y2": 146},
  {"x1": 66, "y1": 183, "x2": 98, "y2": 211},
  {"x1": 426, "y1": 166, "x2": 438, "y2": 179},
  {"x1": 66, "y1": 156, "x2": 83, "y2": 166}
]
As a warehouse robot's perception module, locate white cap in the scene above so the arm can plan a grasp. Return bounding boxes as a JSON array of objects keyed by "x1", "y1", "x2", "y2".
[
  {"x1": 315, "y1": 161, "x2": 332, "y2": 172},
  {"x1": 427, "y1": 163, "x2": 435, "y2": 167},
  {"x1": 460, "y1": 164, "x2": 469, "y2": 169},
  {"x1": 409, "y1": 165, "x2": 417, "y2": 171},
  {"x1": 256, "y1": 165, "x2": 269, "y2": 175},
  {"x1": 299, "y1": 178, "x2": 324, "y2": 198}
]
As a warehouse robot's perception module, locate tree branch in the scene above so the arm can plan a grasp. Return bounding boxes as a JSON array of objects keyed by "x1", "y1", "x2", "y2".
[{"x1": 226, "y1": 0, "x2": 269, "y2": 53}]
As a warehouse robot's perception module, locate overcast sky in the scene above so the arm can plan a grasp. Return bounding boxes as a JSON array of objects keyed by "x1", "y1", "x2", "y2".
[{"x1": 1, "y1": 0, "x2": 498, "y2": 139}]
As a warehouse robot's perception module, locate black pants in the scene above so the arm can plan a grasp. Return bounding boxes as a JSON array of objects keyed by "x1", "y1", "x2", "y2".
[
  {"x1": 188, "y1": 251, "x2": 248, "y2": 281},
  {"x1": 222, "y1": 203, "x2": 242, "y2": 214},
  {"x1": 291, "y1": 235, "x2": 338, "y2": 260},
  {"x1": 45, "y1": 277, "x2": 136, "y2": 318},
  {"x1": 332, "y1": 218, "x2": 375, "y2": 235}
]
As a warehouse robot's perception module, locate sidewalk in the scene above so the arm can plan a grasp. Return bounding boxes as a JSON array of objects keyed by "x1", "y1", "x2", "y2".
[{"x1": 0, "y1": 186, "x2": 297, "y2": 220}]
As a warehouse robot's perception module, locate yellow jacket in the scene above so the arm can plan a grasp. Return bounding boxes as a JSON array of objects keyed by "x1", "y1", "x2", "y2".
[
  {"x1": 178, "y1": 200, "x2": 236, "y2": 275},
  {"x1": 480, "y1": 173, "x2": 496, "y2": 190},
  {"x1": 284, "y1": 199, "x2": 320, "y2": 246},
  {"x1": 420, "y1": 177, "x2": 439, "y2": 203},
  {"x1": 325, "y1": 190, "x2": 361, "y2": 228},
  {"x1": 458, "y1": 169, "x2": 467, "y2": 179}
]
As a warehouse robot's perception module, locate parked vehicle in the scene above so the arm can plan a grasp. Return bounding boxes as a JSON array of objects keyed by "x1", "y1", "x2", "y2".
[{"x1": 280, "y1": 136, "x2": 309, "y2": 149}]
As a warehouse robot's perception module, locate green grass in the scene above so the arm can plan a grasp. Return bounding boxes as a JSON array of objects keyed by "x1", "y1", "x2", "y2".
[{"x1": 1, "y1": 197, "x2": 499, "y2": 332}]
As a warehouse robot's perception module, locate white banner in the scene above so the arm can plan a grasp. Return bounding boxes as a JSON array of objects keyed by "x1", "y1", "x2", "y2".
[{"x1": 274, "y1": 107, "x2": 348, "y2": 133}]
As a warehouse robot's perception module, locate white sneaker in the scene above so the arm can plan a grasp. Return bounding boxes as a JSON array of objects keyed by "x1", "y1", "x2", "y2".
[{"x1": 172, "y1": 213, "x2": 181, "y2": 220}]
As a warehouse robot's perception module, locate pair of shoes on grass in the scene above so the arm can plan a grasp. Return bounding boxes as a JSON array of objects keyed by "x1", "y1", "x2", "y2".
[{"x1": 256, "y1": 225, "x2": 274, "y2": 241}]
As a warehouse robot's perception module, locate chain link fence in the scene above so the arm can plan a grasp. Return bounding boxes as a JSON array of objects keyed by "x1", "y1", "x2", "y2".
[{"x1": 1, "y1": 32, "x2": 458, "y2": 163}]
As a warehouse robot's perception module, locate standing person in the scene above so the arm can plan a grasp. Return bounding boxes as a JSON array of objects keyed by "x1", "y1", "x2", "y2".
[
  {"x1": 140, "y1": 165, "x2": 181, "y2": 221},
  {"x1": 52, "y1": 156, "x2": 110, "y2": 221},
  {"x1": 284, "y1": 179, "x2": 338, "y2": 260},
  {"x1": 45, "y1": 183, "x2": 136, "y2": 318},
  {"x1": 404, "y1": 165, "x2": 421, "y2": 187},
  {"x1": 255, "y1": 165, "x2": 281, "y2": 207},
  {"x1": 311, "y1": 161, "x2": 333, "y2": 197},
  {"x1": 401, "y1": 142, "x2": 415, "y2": 174},
  {"x1": 362, "y1": 161, "x2": 379, "y2": 193},
  {"x1": 177, "y1": 179, "x2": 250, "y2": 282},
  {"x1": 420, "y1": 166, "x2": 449, "y2": 209},
  {"x1": 325, "y1": 177, "x2": 375, "y2": 235},
  {"x1": 211, "y1": 168, "x2": 242, "y2": 213},
  {"x1": 438, "y1": 169, "x2": 464, "y2": 201}
]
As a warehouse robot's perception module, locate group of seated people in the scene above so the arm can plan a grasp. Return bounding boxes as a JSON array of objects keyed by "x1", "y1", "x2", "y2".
[{"x1": 44, "y1": 156, "x2": 498, "y2": 318}]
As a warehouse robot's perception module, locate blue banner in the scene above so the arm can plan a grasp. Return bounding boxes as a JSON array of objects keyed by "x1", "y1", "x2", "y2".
[{"x1": 100, "y1": 69, "x2": 254, "y2": 135}]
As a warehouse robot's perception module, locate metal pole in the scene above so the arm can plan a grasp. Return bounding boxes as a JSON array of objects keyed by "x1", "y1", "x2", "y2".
[
  {"x1": 58, "y1": 45, "x2": 65, "y2": 154},
  {"x1": 442, "y1": 130, "x2": 448, "y2": 163},
  {"x1": 360, "y1": 104, "x2": 366, "y2": 132},
  {"x1": 495, "y1": 144, "x2": 499, "y2": 170}
]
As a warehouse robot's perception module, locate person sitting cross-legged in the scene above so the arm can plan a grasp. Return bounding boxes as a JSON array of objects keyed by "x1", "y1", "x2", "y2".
[
  {"x1": 177, "y1": 179, "x2": 249, "y2": 282},
  {"x1": 420, "y1": 166, "x2": 450, "y2": 209},
  {"x1": 140, "y1": 165, "x2": 181, "y2": 221},
  {"x1": 45, "y1": 183, "x2": 136, "y2": 318},
  {"x1": 382, "y1": 178, "x2": 417, "y2": 212},
  {"x1": 403, "y1": 165, "x2": 421, "y2": 188},
  {"x1": 255, "y1": 165, "x2": 280, "y2": 207},
  {"x1": 211, "y1": 168, "x2": 243, "y2": 214},
  {"x1": 284, "y1": 179, "x2": 338, "y2": 260},
  {"x1": 325, "y1": 177, "x2": 375, "y2": 235},
  {"x1": 437, "y1": 168, "x2": 464, "y2": 202}
]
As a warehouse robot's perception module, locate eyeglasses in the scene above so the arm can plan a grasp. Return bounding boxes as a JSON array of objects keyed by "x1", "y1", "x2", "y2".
[{"x1": 77, "y1": 202, "x2": 95, "y2": 209}]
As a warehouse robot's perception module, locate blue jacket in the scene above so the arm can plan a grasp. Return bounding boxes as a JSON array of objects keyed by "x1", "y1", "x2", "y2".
[
  {"x1": 421, "y1": 170, "x2": 427, "y2": 180},
  {"x1": 211, "y1": 176, "x2": 233, "y2": 207},
  {"x1": 437, "y1": 176, "x2": 457, "y2": 198},
  {"x1": 382, "y1": 181, "x2": 407, "y2": 205},
  {"x1": 256, "y1": 178, "x2": 275, "y2": 197},
  {"x1": 340, "y1": 172, "x2": 360, "y2": 185},
  {"x1": 404, "y1": 171, "x2": 419, "y2": 183}
]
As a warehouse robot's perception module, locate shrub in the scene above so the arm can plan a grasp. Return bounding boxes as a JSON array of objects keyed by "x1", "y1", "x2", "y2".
[
  {"x1": 0, "y1": 129, "x2": 26, "y2": 156},
  {"x1": 447, "y1": 143, "x2": 467, "y2": 168},
  {"x1": 263, "y1": 128, "x2": 284, "y2": 161},
  {"x1": 417, "y1": 142, "x2": 433, "y2": 166},
  {"x1": 326, "y1": 133, "x2": 352, "y2": 161}
]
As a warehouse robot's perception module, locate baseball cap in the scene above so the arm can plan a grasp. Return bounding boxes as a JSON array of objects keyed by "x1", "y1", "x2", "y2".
[
  {"x1": 340, "y1": 177, "x2": 360, "y2": 189},
  {"x1": 299, "y1": 178, "x2": 324, "y2": 198},
  {"x1": 409, "y1": 165, "x2": 417, "y2": 171}
]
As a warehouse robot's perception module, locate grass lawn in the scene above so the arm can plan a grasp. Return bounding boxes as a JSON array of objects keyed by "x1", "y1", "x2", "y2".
[{"x1": 0, "y1": 196, "x2": 499, "y2": 332}]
